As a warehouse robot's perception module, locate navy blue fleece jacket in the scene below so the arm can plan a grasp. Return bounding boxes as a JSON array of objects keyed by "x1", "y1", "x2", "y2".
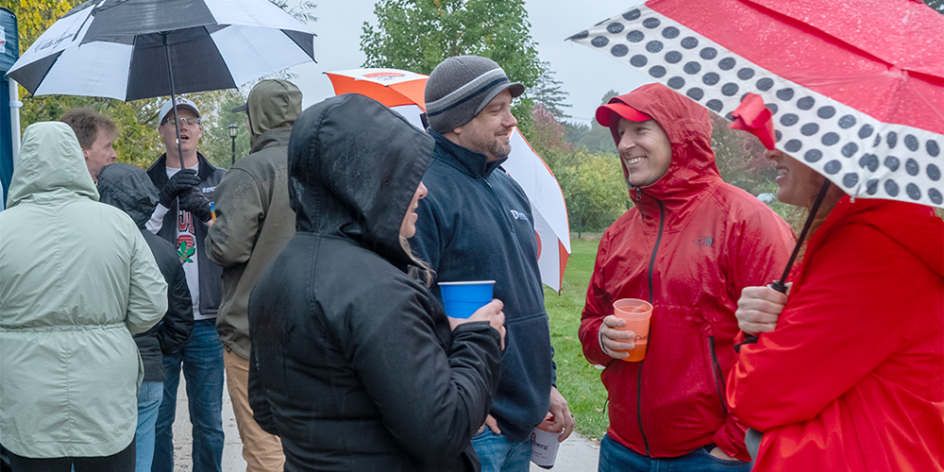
[{"x1": 410, "y1": 130, "x2": 556, "y2": 443}]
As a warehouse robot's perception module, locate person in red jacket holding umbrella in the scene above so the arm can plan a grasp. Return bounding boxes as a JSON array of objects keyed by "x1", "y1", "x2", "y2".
[
  {"x1": 579, "y1": 83, "x2": 795, "y2": 471},
  {"x1": 728, "y1": 149, "x2": 944, "y2": 471}
]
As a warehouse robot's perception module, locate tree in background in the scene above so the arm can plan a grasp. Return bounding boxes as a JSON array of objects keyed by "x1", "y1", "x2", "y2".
[
  {"x1": 360, "y1": 0, "x2": 544, "y2": 136},
  {"x1": 528, "y1": 62, "x2": 571, "y2": 120},
  {"x1": 708, "y1": 113, "x2": 774, "y2": 194},
  {"x1": 564, "y1": 90, "x2": 619, "y2": 154},
  {"x1": 199, "y1": 90, "x2": 253, "y2": 169},
  {"x1": 531, "y1": 104, "x2": 627, "y2": 233}
]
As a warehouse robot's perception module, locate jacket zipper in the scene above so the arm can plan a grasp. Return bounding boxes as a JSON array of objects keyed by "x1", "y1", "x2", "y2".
[
  {"x1": 708, "y1": 335, "x2": 729, "y2": 414},
  {"x1": 636, "y1": 197, "x2": 664, "y2": 457}
]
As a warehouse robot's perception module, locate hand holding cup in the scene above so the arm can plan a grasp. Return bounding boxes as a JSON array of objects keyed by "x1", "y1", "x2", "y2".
[
  {"x1": 600, "y1": 316, "x2": 636, "y2": 359},
  {"x1": 449, "y1": 299, "x2": 505, "y2": 350},
  {"x1": 604, "y1": 299, "x2": 653, "y2": 362}
]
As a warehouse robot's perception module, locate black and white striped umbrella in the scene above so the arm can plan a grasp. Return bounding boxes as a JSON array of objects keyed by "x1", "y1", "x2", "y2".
[{"x1": 7, "y1": 0, "x2": 315, "y2": 101}]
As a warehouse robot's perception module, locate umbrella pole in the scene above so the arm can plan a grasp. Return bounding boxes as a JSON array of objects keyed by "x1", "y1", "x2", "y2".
[
  {"x1": 734, "y1": 179, "x2": 832, "y2": 354},
  {"x1": 770, "y1": 179, "x2": 832, "y2": 294},
  {"x1": 161, "y1": 32, "x2": 186, "y2": 170}
]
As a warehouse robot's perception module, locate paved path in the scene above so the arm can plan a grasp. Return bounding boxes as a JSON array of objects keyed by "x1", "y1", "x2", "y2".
[{"x1": 171, "y1": 376, "x2": 599, "y2": 471}]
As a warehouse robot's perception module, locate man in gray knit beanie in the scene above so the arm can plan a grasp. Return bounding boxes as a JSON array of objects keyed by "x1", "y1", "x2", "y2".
[
  {"x1": 412, "y1": 55, "x2": 576, "y2": 472},
  {"x1": 425, "y1": 55, "x2": 524, "y2": 137}
]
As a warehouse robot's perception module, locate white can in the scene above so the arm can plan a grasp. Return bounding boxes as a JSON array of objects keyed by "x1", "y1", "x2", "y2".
[{"x1": 530, "y1": 426, "x2": 562, "y2": 469}]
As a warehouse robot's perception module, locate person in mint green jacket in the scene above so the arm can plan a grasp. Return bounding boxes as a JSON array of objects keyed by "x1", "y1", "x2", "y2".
[{"x1": 0, "y1": 122, "x2": 167, "y2": 472}]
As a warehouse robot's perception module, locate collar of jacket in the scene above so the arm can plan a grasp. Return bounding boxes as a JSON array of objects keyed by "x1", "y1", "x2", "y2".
[
  {"x1": 628, "y1": 163, "x2": 721, "y2": 226},
  {"x1": 429, "y1": 130, "x2": 507, "y2": 179},
  {"x1": 148, "y1": 151, "x2": 215, "y2": 186},
  {"x1": 796, "y1": 195, "x2": 944, "y2": 281},
  {"x1": 250, "y1": 126, "x2": 292, "y2": 154}
]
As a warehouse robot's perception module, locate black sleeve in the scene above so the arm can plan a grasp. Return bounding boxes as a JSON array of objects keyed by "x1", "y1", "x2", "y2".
[
  {"x1": 335, "y1": 284, "x2": 502, "y2": 464},
  {"x1": 157, "y1": 260, "x2": 194, "y2": 355},
  {"x1": 249, "y1": 345, "x2": 279, "y2": 436}
]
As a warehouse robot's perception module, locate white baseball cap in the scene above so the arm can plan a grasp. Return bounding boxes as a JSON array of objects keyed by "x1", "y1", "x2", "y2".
[{"x1": 158, "y1": 97, "x2": 201, "y2": 127}]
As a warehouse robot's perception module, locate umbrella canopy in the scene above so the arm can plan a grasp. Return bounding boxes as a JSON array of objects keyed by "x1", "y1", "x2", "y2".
[
  {"x1": 326, "y1": 68, "x2": 428, "y2": 110},
  {"x1": 569, "y1": 0, "x2": 944, "y2": 209},
  {"x1": 7, "y1": 0, "x2": 315, "y2": 101},
  {"x1": 326, "y1": 68, "x2": 572, "y2": 291}
]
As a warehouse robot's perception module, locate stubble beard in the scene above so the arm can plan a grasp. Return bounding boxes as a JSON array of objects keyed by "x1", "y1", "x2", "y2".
[{"x1": 489, "y1": 139, "x2": 511, "y2": 161}]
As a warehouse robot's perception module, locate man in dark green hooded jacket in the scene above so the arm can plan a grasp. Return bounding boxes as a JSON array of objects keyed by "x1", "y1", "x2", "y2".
[{"x1": 206, "y1": 79, "x2": 302, "y2": 471}]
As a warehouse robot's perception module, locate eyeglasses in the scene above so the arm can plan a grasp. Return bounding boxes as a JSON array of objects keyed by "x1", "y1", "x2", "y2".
[{"x1": 163, "y1": 117, "x2": 201, "y2": 126}]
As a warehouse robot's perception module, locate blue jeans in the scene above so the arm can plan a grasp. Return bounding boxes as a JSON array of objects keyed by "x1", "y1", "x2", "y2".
[
  {"x1": 136, "y1": 381, "x2": 163, "y2": 472},
  {"x1": 471, "y1": 429, "x2": 532, "y2": 472},
  {"x1": 152, "y1": 319, "x2": 224, "y2": 472},
  {"x1": 599, "y1": 435, "x2": 753, "y2": 472}
]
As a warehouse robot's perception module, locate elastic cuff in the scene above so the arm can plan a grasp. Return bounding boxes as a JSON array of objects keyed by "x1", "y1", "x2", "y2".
[{"x1": 598, "y1": 325, "x2": 608, "y2": 356}]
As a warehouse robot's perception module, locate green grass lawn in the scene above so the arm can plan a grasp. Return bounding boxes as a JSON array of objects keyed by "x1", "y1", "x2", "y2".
[{"x1": 544, "y1": 237, "x2": 609, "y2": 441}]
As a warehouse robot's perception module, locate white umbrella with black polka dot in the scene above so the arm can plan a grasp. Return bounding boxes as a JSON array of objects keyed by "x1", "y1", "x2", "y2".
[{"x1": 568, "y1": 0, "x2": 944, "y2": 209}]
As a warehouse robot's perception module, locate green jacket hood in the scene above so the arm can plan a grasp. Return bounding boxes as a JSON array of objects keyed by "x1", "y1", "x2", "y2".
[
  {"x1": 7, "y1": 122, "x2": 99, "y2": 208},
  {"x1": 248, "y1": 79, "x2": 302, "y2": 147}
]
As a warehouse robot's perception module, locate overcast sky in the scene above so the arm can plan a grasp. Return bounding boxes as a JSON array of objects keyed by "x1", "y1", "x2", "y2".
[{"x1": 281, "y1": 1, "x2": 653, "y2": 124}]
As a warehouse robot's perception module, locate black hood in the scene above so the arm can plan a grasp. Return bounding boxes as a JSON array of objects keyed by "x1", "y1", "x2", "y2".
[
  {"x1": 97, "y1": 163, "x2": 159, "y2": 229},
  {"x1": 287, "y1": 94, "x2": 434, "y2": 269}
]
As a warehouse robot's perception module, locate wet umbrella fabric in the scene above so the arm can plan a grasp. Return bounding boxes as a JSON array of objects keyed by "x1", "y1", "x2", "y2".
[
  {"x1": 7, "y1": 0, "x2": 314, "y2": 168},
  {"x1": 325, "y1": 68, "x2": 572, "y2": 291},
  {"x1": 7, "y1": 0, "x2": 315, "y2": 101},
  {"x1": 569, "y1": 0, "x2": 944, "y2": 209}
]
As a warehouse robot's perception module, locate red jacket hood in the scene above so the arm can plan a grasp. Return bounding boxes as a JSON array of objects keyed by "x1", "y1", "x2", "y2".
[
  {"x1": 606, "y1": 83, "x2": 722, "y2": 209},
  {"x1": 805, "y1": 196, "x2": 944, "y2": 279}
]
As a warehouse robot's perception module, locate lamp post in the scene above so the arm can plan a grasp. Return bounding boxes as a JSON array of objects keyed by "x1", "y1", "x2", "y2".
[{"x1": 228, "y1": 123, "x2": 238, "y2": 166}]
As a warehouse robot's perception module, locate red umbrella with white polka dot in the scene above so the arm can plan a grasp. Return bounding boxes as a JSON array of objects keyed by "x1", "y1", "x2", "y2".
[{"x1": 568, "y1": 0, "x2": 944, "y2": 209}]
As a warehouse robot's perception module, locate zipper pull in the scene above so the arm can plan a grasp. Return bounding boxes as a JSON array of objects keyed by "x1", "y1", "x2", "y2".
[{"x1": 634, "y1": 187, "x2": 646, "y2": 219}]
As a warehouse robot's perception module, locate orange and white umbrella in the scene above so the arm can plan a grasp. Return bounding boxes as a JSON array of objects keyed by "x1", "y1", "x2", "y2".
[{"x1": 325, "y1": 68, "x2": 571, "y2": 291}]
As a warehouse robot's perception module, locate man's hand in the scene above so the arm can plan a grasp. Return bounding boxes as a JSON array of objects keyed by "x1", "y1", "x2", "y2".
[
  {"x1": 179, "y1": 188, "x2": 213, "y2": 223},
  {"x1": 709, "y1": 446, "x2": 740, "y2": 461},
  {"x1": 159, "y1": 169, "x2": 200, "y2": 207},
  {"x1": 476, "y1": 414, "x2": 501, "y2": 435},
  {"x1": 541, "y1": 386, "x2": 575, "y2": 442},
  {"x1": 736, "y1": 286, "x2": 789, "y2": 335},
  {"x1": 599, "y1": 315, "x2": 635, "y2": 359}
]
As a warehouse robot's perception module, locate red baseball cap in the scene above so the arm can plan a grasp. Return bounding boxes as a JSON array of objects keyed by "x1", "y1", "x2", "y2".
[{"x1": 595, "y1": 101, "x2": 652, "y2": 127}]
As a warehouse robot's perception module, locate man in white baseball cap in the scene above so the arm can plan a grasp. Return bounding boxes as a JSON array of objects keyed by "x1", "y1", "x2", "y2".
[{"x1": 147, "y1": 96, "x2": 228, "y2": 472}]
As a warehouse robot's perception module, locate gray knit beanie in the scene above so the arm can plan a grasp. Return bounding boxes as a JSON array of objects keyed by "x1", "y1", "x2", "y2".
[{"x1": 425, "y1": 55, "x2": 525, "y2": 133}]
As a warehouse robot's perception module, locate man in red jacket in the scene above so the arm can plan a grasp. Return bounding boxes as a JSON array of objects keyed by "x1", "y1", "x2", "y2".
[{"x1": 578, "y1": 83, "x2": 795, "y2": 471}]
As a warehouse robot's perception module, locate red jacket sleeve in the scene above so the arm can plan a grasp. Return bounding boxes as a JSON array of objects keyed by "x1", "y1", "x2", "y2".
[
  {"x1": 579, "y1": 229, "x2": 616, "y2": 367},
  {"x1": 713, "y1": 208, "x2": 794, "y2": 462},
  {"x1": 727, "y1": 223, "x2": 918, "y2": 431}
]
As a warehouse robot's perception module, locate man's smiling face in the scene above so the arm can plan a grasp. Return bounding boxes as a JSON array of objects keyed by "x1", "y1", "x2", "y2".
[{"x1": 616, "y1": 117, "x2": 672, "y2": 188}]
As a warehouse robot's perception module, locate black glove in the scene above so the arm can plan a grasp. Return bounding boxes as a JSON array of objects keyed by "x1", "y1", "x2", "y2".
[
  {"x1": 159, "y1": 169, "x2": 200, "y2": 207},
  {"x1": 179, "y1": 187, "x2": 213, "y2": 223}
]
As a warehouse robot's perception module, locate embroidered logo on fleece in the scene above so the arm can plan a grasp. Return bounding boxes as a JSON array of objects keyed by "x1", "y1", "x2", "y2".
[
  {"x1": 693, "y1": 236, "x2": 714, "y2": 247},
  {"x1": 177, "y1": 239, "x2": 195, "y2": 263},
  {"x1": 510, "y1": 210, "x2": 529, "y2": 221}
]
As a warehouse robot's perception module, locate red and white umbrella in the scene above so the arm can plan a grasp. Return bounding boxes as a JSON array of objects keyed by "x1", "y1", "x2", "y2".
[
  {"x1": 325, "y1": 68, "x2": 572, "y2": 291},
  {"x1": 569, "y1": 0, "x2": 944, "y2": 208}
]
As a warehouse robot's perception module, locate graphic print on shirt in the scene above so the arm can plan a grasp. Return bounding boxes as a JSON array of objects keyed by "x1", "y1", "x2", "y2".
[{"x1": 177, "y1": 210, "x2": 195, "y2": 263}]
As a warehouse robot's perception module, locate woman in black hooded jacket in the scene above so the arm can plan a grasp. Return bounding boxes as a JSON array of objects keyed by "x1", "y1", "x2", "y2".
[{"x1": 247, "y1": 94, "x2": 505, "y2": 472}]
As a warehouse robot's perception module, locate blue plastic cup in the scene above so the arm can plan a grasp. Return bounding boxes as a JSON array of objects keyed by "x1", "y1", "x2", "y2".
[{"x1": 438, "y1": 281, "x2": 496, "y2": 319}]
